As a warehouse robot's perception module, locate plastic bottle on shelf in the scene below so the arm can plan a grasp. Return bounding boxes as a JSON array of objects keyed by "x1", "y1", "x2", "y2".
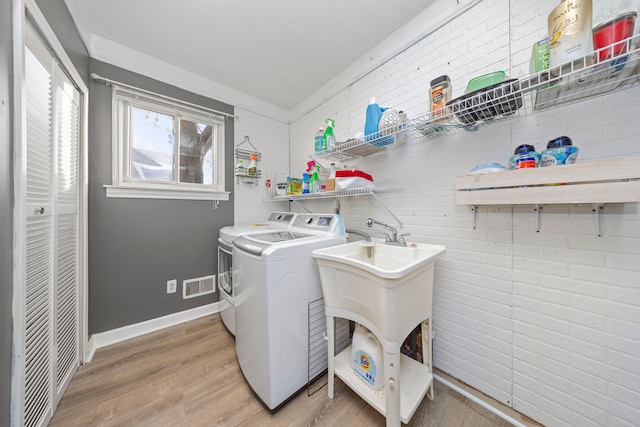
[
  {"x1": 314, "y1": 127, "x2": 325, "y2": 152},
  {"x1": 324, "y1": 118, "x2": 336, "y2": 149},
  {"x1": 547, "y1": 0, "x2": 593, "y2": 74},
  {"x1": 310, "y1": 165, "x2": 321, "y2": 193},
  {"x1": 397, "y1": 110, "x2": 408, "y2": 144},
  {"x1": 364, "y1": 97, "x2": 384, "y2": 142},
  {"x1": 430, "y1": 75, "x2": 451, "y2": 121},
  {"x1": 329, "y1": 163, "x2": 336, "y2": 179},
  {"x1": 302, "y1": 172, "x2": 310, "y2": 194},
  {"x1": 235, "y1": 159, "x2": 245, "y2": 175},
  {"x1": 247, "y1": 154, "x2": 257, "y2": 177}
]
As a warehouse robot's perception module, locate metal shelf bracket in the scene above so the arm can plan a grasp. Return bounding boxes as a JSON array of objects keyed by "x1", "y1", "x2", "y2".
[
  {"x1": 592, "y1": 204, "x2": 605, "y2": 237},
  {"x1": 535, "y1": 204, "x2": 544, "y2": 233},
  {"x1": 471, "y1": 205, "x2": 478, "y2": 230}
]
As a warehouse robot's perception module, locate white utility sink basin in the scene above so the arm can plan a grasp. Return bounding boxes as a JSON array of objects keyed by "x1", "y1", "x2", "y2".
[
  {"x1": 314, "y1": 241, "x2": 445, "y2": 280},
  {"x1": 313, "y1": 241, "x2": 445, "y2": 350}
]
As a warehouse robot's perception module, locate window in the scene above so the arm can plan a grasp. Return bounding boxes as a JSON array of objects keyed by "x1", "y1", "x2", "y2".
[{"x1": 105, "y1": 86, "x2": 229, "y2": 200}]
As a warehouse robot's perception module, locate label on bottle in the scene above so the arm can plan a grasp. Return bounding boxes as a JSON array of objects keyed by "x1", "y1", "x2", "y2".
[{"x1": 353, "y1": 350, "x2": 378, "y2": 388}]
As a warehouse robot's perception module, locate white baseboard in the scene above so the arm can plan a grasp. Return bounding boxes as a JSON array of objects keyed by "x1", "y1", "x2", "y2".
[{"x1": 85, "y1": 302, "x2": 224, "y2": 362}]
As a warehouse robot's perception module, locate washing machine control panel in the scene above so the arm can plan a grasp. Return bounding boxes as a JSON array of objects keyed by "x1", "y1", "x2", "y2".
[
  {"x1": 292, "y1": 214, "x2": 344, "y2": 235},
  {"x1": 267, "y1": 212, "x2": 297, "y2": 224}
]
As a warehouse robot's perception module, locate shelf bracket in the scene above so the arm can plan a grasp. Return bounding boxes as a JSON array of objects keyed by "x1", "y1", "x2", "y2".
[
  {"x1": 369, "y1": 191, "x2": 403, "y2": 229},
  {"x1": 289, "y1": 198, "x2": 311, "y2": 213},
  {"x1": 471, "y1": 205, "x2": 478, "y2": 230},
  {"x1": 592, "y1": 204, "x2": 605, "y2": 237},
  {"x1": 535, "y1": 205, "x2": 543, "y2": 233}
]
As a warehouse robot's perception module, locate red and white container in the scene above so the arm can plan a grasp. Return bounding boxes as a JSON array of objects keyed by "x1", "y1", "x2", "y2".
[{"x1": 335, "y1": 169, "x2": 374, "y2": 190}]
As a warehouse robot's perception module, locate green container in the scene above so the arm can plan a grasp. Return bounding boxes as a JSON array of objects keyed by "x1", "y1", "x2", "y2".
[{"x1": 466, "y1": 71, "x2": 506, "y2": 93}]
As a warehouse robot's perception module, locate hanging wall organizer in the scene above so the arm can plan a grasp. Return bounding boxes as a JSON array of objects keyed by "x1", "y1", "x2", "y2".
[{"x1": 235, "y1": 136, "x2": 262, "y2": 185}]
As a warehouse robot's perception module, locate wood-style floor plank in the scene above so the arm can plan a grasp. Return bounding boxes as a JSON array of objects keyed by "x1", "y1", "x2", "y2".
[{"x1": 50, "y1": 314, "x2": 531, "y2": 427}]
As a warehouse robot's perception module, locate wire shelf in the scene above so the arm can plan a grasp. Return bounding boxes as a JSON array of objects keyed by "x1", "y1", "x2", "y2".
[
  {"x1": 267, "y1": 186, "x2": 403, "y2": 201},
  {"x1": 314, "y1": 34, "x2": 640, "y2": 160}
]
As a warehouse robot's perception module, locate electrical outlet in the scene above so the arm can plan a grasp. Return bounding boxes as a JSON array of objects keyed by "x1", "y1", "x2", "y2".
[{"x1": 167, "y1": 279, "x2": 177, "y2": 294}]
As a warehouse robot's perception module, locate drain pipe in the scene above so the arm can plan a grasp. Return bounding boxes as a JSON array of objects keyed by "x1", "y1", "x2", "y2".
[{"x1": 433, "y1": 373, "x2": 528, "y2": 427}]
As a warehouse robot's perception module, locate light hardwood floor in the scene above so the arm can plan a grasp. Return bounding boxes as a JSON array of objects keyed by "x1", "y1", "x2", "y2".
[{"x1": 50, "y1": 315, "x2": 532, "y2": 427}]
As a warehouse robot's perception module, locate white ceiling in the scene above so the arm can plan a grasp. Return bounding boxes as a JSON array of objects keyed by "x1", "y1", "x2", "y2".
[{"x1": 64, "y1": 0, "x2": 436, "y2": 110}]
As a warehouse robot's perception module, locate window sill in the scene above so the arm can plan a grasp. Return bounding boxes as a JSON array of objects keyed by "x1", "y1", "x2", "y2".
[{"x1": 104, "y1": 185, "x2": 230, "y2": 201}]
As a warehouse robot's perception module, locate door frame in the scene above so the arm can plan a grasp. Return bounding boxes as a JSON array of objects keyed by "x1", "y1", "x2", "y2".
[{"x1": 11, "y1": 0, "x2": 89, "y2": 424}]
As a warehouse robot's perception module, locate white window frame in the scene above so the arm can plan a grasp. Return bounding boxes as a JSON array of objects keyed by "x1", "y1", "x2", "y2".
[{"x1": 105, "y1": 86, "x2": 229, "y2": 201}]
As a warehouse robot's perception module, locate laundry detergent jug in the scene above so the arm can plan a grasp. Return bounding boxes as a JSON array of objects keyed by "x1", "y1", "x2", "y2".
[{"x1": 351, "y1": 323, "x2": 384, "y2": 390}]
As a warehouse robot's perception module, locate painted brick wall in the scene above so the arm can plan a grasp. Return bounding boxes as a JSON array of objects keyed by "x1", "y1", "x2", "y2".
[
  {"x1": 233, "y1": 107, "x2": 290, "y2": 225},
  {"x1": 288, "y1": 1, "x2": 640, "y2": 426}
]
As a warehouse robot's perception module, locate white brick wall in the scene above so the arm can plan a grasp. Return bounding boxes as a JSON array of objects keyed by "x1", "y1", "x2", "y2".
[
  {"x1": 286, "y1": 0, "x2": 640, "y2": 425},
  {"x1": 232, "y1": 107, "x2": 290, "y2": 225}
]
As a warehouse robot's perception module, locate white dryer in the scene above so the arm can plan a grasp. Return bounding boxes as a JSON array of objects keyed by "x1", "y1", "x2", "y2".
[
  {"x1": 217, "y1": 212, "x2": 297, "y2": 335},
  {"x1": 233, "y1": 213, "x2": 346, "y2": 410}
]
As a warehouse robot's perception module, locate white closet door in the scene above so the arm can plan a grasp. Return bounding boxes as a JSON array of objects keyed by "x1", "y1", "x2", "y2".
[
  {"x1": 24, "y1": 37, "x2": 55, "y2": 427},
  {"x1": 22, "y1": 20, "x2": 81, "y2": 427},
  {"x1": 54, "y1": 66, "x2": 80, "y2": 402}
]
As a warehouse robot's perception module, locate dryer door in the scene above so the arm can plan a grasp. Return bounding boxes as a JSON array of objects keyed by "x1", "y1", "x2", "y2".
[{"x1": 217, "y1": 238, "x2": 233, "y2": 301}]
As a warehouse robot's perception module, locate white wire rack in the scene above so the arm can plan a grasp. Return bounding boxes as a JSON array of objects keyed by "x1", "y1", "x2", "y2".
[
  {"x1": 268, "y1": 186, "x2": 402, "y2": 201},
  {"x1": 315, "y1": 34, "x2": 640, "y2": 160}
]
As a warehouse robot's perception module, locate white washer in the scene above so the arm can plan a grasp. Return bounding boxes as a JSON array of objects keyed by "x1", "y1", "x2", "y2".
[
  {"x1": 217, "y1": 212, "x2": 297, "y2": 336},
  {"x1": 233, "y1": 213, "x2": 346, "y2": 410}
]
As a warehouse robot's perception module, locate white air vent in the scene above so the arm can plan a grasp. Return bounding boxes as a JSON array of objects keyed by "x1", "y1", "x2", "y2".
[{"x1": 183, "y1": 275, "x2": 216, "y2": 299}]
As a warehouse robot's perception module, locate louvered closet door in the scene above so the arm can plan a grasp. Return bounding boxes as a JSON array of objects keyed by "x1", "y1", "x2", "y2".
[
  {"x1": 23, "y1": 21, "x2": 81, "y2": 427},
  {"x1": 25, "y1": 36, "x2": 55, "y2": 427},
  {"x1": 54, "y1": 65, "x2": 80, "y2": 403}
]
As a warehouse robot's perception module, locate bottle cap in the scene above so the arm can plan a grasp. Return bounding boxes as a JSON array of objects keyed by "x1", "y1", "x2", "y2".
[
  {"x1": 514, "y1": 144, "x2": 536, "y2": 155},
  {"x1": 547, "y1": 136, "x2": 572, "y2": 148}
]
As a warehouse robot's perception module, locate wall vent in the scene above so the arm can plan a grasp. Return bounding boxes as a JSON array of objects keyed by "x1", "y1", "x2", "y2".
[{"x1": 182, "y1": 275, "x2": 216, "y2": 299}]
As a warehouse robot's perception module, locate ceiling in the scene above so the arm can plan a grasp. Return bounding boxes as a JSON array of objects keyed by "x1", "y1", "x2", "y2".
[{"x1": 64, "y1": 0, "x2": 436, "y2": 110}]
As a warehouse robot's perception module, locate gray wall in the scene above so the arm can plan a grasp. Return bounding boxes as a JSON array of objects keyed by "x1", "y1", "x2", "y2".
[
  {"x1": 36, "y1": 0, "x2": 234, "y2": 334},
  {"x1": 1, "y1": 0, "x2": 13, "y2": 424},
  {"x1": 89, "y1": 60, "x2": 234, "y2": 333}
]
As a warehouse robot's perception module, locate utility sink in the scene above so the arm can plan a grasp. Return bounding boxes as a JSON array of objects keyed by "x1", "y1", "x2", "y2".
[
  {"x1": 313, "y1": 241, "x2": 446, "y2": 350},
  {"x1": 313, "y1": 241, "x2": 445, "y2": 280}
]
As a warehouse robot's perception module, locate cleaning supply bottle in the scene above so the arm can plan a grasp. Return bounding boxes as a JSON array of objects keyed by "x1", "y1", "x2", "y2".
[
  {"x1": 351, "y1": 323, "x2": 384, "y2": 390},
  {"x1": 364, "y1": 97, "x2": 384, "y2": 142},
  {"x1": 314, "y1": 127, "x2": 325, "y2": 152},
  {"x1": 235, "y1": 159, "x2": 245, "y2": 175},
  {"x1": 247, "y1": 154, "x2": 257, "y2": 177},
  {"x1": 310, "y1": 165, "x2": 321, "y2": 193},
  {"x1": 302, "y1": 171, "x2": 310, "y2": 194},
  {"x1": 324, "y1": 118, "x2": 336, "y2": 149}
]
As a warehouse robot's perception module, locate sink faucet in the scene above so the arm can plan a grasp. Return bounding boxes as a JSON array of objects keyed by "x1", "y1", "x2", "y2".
[
  {"x1": 345, "y1": 228, "x2": 371, "y2": 242},
  {"x1": 366, "y1": 218, "x2": 408, "y2": 246}
]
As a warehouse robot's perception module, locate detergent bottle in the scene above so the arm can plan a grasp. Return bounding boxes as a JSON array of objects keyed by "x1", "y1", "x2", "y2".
[
  {"x1": 351, "y1": 323, "x2": 384, "y2": 390},
  {"x1": 364, "y1": 97, "x2": 384, "y2": 142},
  {"x1": 314, "y1": 127, "x2": 325, "y2": 152}
]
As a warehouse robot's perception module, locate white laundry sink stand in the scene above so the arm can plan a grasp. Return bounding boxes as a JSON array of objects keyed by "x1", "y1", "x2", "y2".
[{"x1": 313, "y1": 241, "x2": 446, "y2": 427}]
